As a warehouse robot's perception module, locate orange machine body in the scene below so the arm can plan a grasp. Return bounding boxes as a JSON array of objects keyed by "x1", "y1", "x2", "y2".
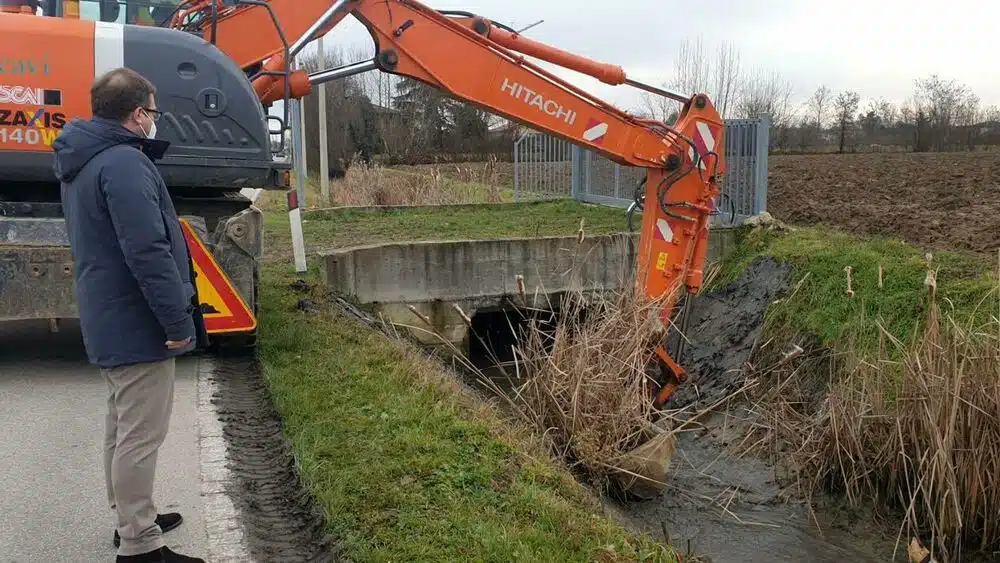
[{"x1": 0, "y1": 14, "x2": 93, "y2": 153}]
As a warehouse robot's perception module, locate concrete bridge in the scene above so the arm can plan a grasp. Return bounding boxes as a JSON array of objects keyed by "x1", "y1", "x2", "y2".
[{"x1": 318, "y1": 226, "x2": 741, "y2": 353}]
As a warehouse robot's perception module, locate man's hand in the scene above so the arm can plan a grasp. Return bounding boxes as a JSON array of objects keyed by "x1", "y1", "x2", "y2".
[{"x1": 166, "y1": 337, "x2": 192, "y2": 350}]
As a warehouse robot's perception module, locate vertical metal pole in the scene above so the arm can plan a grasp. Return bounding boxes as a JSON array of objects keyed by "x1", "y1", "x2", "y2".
[
  {"x1": 754, "y1": 114, "x2": 771, "y2": 215},
  {"x1": 298, "y1": 51, "x2": 307, "y2": 181},
  {"x1": 290, "y1": 85, "x2": 307, "y2": 205},
  {"x1": 614, "y1": 163, "x2": 621, "y2": 200},
  {"x1": 513, "y1": 136, "x2": 520, "y2": 202},
  {"x1": 570, "y1": 145, "x2": 582, "y2": 200},
  {"x1": 317, "y1": 37, "x2": 330, "y2": 205}
]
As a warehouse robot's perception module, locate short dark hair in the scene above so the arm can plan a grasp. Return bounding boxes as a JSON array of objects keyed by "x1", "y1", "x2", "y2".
[{"x1": 90, "y1": 67, "x2": 156, "y2": 122}]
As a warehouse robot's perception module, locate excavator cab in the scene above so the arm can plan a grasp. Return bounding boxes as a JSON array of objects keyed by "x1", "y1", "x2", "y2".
[
  {"x1": 2, "y1": 0, "x2": 182, "y2": 25},
  {"x1": 86, "y1": 1, "x2": 180, "y2": 26}
]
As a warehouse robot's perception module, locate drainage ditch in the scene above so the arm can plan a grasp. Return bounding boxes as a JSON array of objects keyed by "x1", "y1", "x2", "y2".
[{"x1": 454, "y1": 256, "x2": 904, "y2": 562}]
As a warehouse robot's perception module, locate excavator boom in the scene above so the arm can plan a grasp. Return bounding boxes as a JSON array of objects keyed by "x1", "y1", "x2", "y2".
[
  {"x1": 172, "y1": 0, "x2": 727, "y2": 405},
  {"x1": 4, "y1": 0, "x2": 725, "y2": 403}
]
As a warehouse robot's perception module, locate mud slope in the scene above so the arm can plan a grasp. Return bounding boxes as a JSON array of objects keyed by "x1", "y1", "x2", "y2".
[
  {"x1": 666, "y1": 255, "x2": 793, "y2": 413},
  {"x1": 209, "y1": 357, "x2": 341, "y2": 562},
  {"x1": 622, "y1": 256, "x2": 900, "y2": 563}
]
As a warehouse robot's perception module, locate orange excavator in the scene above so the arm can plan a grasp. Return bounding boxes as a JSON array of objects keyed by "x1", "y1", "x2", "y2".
[{"x1": 0, "y1": 0, "x2": 724, "y2": 405}]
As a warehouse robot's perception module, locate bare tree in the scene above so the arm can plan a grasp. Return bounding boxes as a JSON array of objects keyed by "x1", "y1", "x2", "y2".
[
  {"x1": 712, "y1": 40, "x2": 741, "y2": 118},
  {"x1": 734, "y1": 65, "x2": 793, "y2": 125},
  {"x1": 807, "y1": 85, "x2": 832, "y2": 130},
  {"x1": 800, "y1": 85, "x2": 831, "y2": 148},
  {"x1": 670, "y1": 36, "x2": 711, "y2": 94},
  {"x1": 913, "y1": 74, "x2": 976, "y2": 151},
  {"x1": 639, "y1": 36, "x2": 741, "y2": 121},
  {"x1": 298, "y1": 45, "x2": 368, "y2": 177},
  {"x1": 834, "y1": 89, "x2": 860, "y2": 153}
]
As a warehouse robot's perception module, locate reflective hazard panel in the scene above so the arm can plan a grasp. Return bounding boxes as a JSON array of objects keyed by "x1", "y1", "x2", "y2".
[{"x1": 179, "y1": 218, "x2": 257, "y2": 335}]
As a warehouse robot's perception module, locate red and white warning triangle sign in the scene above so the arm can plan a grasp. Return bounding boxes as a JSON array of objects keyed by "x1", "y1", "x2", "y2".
[{"x1": 179, "y1": 218, "x2": 257, "y2": 335}]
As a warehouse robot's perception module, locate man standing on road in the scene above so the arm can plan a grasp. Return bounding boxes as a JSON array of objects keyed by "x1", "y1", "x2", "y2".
[{"x1": 52, "y1": 68, "x2": 205, "y2": 563}]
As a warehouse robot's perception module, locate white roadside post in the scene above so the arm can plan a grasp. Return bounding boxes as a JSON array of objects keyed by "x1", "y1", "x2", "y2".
[
  {"x1": 318, "y1": 37, "x2": 330, "y2": 203},
  {"x1": 288, "y1": 57, "x2": 308, "y2": 273}
]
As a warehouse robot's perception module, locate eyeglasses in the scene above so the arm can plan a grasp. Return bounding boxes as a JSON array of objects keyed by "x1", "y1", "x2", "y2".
[{"x1": 141, "y1": 107, "x2": 162, "y2": 122}]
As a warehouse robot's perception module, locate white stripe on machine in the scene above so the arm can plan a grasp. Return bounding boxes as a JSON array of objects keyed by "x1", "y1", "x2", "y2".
[{"x1": 94, "y1": 21, "x2": 125, "y2": 78}]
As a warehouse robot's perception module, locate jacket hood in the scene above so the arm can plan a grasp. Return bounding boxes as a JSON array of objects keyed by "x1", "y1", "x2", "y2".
[{"x1": 52, "y1": 117, "x2": 170, "y2": 183}]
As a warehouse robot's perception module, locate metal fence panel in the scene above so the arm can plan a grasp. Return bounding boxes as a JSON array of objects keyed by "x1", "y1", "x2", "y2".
[
  {"x1": 512, "y1": 131, "x2": 575, "y2": 201},
  {"x1": 514, "y1": 115, "x2": 771, "y2": 225}
]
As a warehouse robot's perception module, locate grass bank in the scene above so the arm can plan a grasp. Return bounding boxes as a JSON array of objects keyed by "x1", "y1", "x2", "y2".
[
  {"x1": 262, "y1": 198, "x2": 628, "y2": 264},
  {"x1": 254, "y1": 191, "x2": 673, "y2": 561},
  {"x1": 714, "y1": 224, "x2": 1000, "y2": 561},
  {"x1": 255, "y1": 264, "x2": 675, "y2": 562},
  {"x1": 715, "y1": 224, "x2": 996, "y2": 356}
]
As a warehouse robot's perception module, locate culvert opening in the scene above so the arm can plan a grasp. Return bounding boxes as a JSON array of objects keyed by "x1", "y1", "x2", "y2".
[{"x1": 463, "y1": 298, "x2": 589, "y2": 398}]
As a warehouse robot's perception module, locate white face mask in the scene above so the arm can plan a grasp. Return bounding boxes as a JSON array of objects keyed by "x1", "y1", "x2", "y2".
[{"x1": 139, "y1": 108, "x2": 157, "y2": 139}]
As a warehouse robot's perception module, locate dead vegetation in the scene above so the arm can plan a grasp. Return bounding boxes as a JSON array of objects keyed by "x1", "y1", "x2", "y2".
[
  {"x1": 509, "y1": 284, "x2": 680, "y2": 496},
  {"x1": 320, "y1": 154, "x2": 506, "y2": 207},
  {"x1": 736, "y1": 257, "x2": 1000, "y2": 562}
]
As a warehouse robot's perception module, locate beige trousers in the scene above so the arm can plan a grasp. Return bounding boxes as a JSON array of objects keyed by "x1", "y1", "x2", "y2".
[{"x1": 101, "y1": 357, "x2": 176, "y2": 557}]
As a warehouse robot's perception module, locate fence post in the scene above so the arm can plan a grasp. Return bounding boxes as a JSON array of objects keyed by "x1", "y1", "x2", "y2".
[
  {"x1": 513, "y1": 135, "x2": 521, "y2": 202},
  {"x1": 571, "y1": 145, "x2": 584, "y2": 200},
  {"x1": 753, "y1": 114, "x2": 771, "y2": 215}
]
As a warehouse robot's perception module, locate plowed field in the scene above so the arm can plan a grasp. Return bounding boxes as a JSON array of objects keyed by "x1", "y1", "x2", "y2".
[{"x1": 768, "y1": 152, "x2": 1000, "y2": 255}]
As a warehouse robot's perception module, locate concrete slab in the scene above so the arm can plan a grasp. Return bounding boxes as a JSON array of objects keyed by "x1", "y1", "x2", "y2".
[{"x1": 0, "y1": 320, "x2": 210, "y2": 561}]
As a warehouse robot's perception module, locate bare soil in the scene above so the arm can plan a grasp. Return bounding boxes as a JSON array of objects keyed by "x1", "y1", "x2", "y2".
[
  {"x1": 768, "y1": 151, "x2": 1000, "y2": 255},
  {"x1": 666, "y1": 256, "x2": 793, "y2": 414}
]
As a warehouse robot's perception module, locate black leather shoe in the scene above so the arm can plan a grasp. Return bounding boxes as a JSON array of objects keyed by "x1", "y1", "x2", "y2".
[
  {"x1": 113, "y1": 512, "x2": 183, "y2": 548},
  {"x1": 115, "y1": 546, "x2": 205, "y2": 563}
]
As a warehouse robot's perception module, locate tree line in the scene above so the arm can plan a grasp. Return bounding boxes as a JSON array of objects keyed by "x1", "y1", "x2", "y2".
[
  {"x1": 635, "y1": 37, "x2": 1000, "y2": 154},
  {"x1": 295, "y1": 45, "x2": 516, "y2": 178},
  {"x1": 293, "y1": 39, "x2": 1000, "y2": 177}
]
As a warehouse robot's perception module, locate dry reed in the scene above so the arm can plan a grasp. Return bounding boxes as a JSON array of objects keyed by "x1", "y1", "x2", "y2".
[
  {"x1": 508, "y1": 283, "x2": 680, "y2": 493},
  {"x1": 329, "y1": 154, "x2": 503, "y2": 207},
  {"x1": 737, "y1": 264, "x2": 1000, "y2": 562}
]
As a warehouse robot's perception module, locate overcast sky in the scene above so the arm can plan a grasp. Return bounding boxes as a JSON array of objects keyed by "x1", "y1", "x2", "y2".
[{"x1": 293, "y1": 0, "x2": 999, "y2": 116}]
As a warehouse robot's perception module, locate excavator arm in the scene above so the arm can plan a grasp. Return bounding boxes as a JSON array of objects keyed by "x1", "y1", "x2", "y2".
[{"x1": 169, "y1": 0, "x2": 726, "y2": 405}]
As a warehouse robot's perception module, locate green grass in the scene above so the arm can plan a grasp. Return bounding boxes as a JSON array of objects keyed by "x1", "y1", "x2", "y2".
[
  {"x1": 256, "y1": 264, "x2": 675, "y2": 562},
  {"x1": 262, "y1": 198, "x2": 629, "y2": 264},
  {"x1": 714, "y1": 225, "x2": 997, "y2": 356}
]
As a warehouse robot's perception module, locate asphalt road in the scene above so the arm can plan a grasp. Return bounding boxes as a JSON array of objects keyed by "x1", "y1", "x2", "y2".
[{"x1": 0, "y1": 319, "x2": 209, "y2": 562}]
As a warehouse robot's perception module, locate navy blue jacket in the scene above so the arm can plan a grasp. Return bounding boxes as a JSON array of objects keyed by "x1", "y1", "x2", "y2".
[{"x1": 53, "y1": 117, "x2": 196, "y2": 368}]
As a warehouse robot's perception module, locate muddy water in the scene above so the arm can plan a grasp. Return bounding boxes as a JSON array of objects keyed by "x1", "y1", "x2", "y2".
[
  {"x1": 614, "y1": 426, "x2": 901, "y2": 562},
  {"x1": 620, "y1": 256, "x2": 903, "y2": 562}
]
